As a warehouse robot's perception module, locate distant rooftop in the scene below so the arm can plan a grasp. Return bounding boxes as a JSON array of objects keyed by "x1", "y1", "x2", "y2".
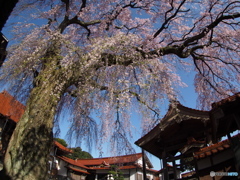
[{"x1": 0, "y1": 90, "x2": 25, "y2": 123}]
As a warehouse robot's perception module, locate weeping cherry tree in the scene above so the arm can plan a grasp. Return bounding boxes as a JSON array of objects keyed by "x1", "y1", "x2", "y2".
[{"x1": 0, "y1": 0, "x2": 240, "y2": 179}]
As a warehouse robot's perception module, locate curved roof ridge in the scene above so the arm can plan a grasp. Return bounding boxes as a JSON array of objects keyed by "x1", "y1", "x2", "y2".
[
  {"x1": 78, "y1": 153, "x2": 142, "y2": 160},
  {"x1": 211, "y1": 92, "x2": 240, "y2": 109},
  {"x1": 57, "y1": 156, "x2": 89, "y2": 169},
  {"x1": 54, "y1": 141, "x2": 73, "y2": 153}
]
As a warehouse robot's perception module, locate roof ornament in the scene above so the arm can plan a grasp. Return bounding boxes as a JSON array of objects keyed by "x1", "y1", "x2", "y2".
[
  {"x1": 102, "y1": 161, "x2": 110, "y2": 166},
  {"x1": 169, "y1": 98, "x2": 180, "y2": 109}
]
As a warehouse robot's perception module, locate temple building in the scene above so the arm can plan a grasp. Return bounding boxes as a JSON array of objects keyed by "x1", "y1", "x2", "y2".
[
  {"x1": 57, "y1": 153, "x2": 158, "y2": 180},
  {"x1": 135, "y1": 94, "x2": 240, "y2": 180}
]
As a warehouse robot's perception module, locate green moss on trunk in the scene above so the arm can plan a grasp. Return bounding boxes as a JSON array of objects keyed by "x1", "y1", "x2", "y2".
[{"x1": 3, "y1": 60, "x2": 68, "y2": 179}]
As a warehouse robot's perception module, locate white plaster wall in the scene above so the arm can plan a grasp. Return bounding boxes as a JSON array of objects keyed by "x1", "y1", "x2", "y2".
[
  {"x1": 159, "y1": 173, "x2": 163, "y2": 180},
  {"x1": 136, "y1": 170, "x2": 143, "y2": 180},
  {"x1": 129, "y1": 168, "x2": 137, "y2": 180},
  {"x1": 95, "y1": 168, "x2": 155, "y2": 180},
  {"x1": 96, "y1": 169, "x2": 132, "y2": 180},
  {"x1": 132, "y1": 170, "x2": 155, "y2": 180},
  {"x1": 57, "y1": 158, "x2": 68, "y2": 177},
  {"x1": 137, "y1": 158, "x2": 143, "y2": 166},
  {"x1": 136, "y1": 158, "x2": 150, "y2": 169},
  {"x1": 146, "y1": 172, "x2": 154, "y2": 180}
]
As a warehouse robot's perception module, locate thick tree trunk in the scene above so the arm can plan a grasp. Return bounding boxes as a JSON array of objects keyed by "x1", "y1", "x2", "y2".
[{"x1": 2, "y1": 61, "x2": 67, "y2": 179}]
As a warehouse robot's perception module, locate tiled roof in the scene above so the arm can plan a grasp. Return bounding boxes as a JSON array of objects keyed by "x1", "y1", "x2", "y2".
[
  {"x1": 58, "y1": 156, "x2": 89, "y2": 169},
  {"x1": 77, "y1": 153, "x2": 142, "y2": 166},
  {"x1": 0, "y1": 90, "x2": 25, "y2": 123},
  {"x1": 59, "y1": 153, "x2": 158, "y2": 174},
  {"x1": 211, "y1": 92, "x2": 240, "y2": 108},
  {"x1": 193, "y1": 134, "x2": 240, "y2": 159},
  {"x1": 54, "y1": 141, "x2": 73, "y2": 153},
  {"x1": 67, "y1": 166, "x2": 90, "y2": 174}
]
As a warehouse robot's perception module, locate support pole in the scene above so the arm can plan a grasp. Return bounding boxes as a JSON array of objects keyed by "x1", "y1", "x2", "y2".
[
  {"x1": 142, "y1": 149, "x2": 147, "y2": 180},
  {"x1": 193, "y1": 157, "x2": 200, "y2": 180},
  {"x1": 162, "y1": 149, "x2": 169, "y2": 180},
  {"x1": 172, "y1": 160, "x2": 177, "y2": 180},
  {"x1": 227, "y1": 132, "x2": 240, "y2": 176}
]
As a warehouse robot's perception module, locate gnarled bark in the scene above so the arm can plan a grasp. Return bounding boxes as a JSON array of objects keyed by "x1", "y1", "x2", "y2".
[{"x1": 3, "y1": 60, "x2": 68, "y2": 179}]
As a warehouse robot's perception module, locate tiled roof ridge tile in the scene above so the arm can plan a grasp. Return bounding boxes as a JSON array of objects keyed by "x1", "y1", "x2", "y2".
[
  {"x1": 212, "y1": 92, "x2": 240, "y2": 108},
  {"x1": 194, "y1": 133, "x2": 240, "y2": 158},
  {"x1": 78, "y1": 152, "x2": 142, "y2": 160}
]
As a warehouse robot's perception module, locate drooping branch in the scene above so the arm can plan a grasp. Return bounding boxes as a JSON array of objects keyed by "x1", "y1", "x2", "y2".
[{"x1": 191, "y1": 52, "x2": 239, "y2": 94}]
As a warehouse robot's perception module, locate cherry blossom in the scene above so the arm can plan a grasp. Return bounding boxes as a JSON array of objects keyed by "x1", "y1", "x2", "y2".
[{"x1": 0, "y1": 0, "x2": 240, "y2": 179}]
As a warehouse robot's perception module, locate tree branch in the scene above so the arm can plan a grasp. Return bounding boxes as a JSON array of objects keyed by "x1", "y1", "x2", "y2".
[
  {"x1": 58, "y1": 16, "x2": 101, "y2": 35},
  {"x1": 153, "y1": 0, "x2": 187, "y2": 38},
  {"x1": 80, "y1": 0, "x2": 87, "y2": 12},
  {"x1": 183, "y1": 12, "x2": 240, "y2": 46}
]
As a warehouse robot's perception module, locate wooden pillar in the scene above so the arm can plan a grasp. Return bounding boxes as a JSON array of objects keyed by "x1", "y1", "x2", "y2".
[
  {"x1": 209, "y1": 156, "x2": 215, "y2": 180},
  {"x1": 162, "y1": 150, "x2": 169, "y2": 180},
  {"x1": 142, "y1": 149, "x2": 147, "y2": 180},
  {"x1": 193, "y1": 157, "x2": 200, "y2": 180},
  {"x1": 232, "y1": 114, "x2": 240, "y2": 130},
  {"x1": 227, "y1": 132, "x2": 240, "y2": 176},
  {"x1": 172, "y1": 160, "x2": 177, "y2": 180},
  {"x1": 160, "y1": 159, "x2": 163, "y2": 180}
]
